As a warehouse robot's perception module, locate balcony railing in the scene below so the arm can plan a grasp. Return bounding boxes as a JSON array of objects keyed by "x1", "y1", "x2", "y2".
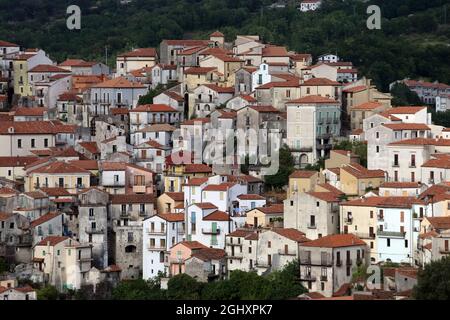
[
  {"x1": 344, "y1": 217, "x2": 353, "y2": 225},
  {"x1": 300, "y1": 257, "x2": 332, "y2": 266},
  {"x1": 320, "y1": 275, "x2": 328, "y2": 281},
  {"x1": 439, "y1": 248, "x2": 450, "y2": 254},
  {"x1": 409, "y1": 162, "x2": 416, "y2": 168},
  {"x1": 336, "y1": 260, "x2": 342, "y2": 267},
  {"x1": 147, "y1": 244, "x2": 166, "y2": 251},
  {"x1": 346, "y1": 259, "x2": 352, "y2": 266},
  {"x1": 299, "y1": 274, "x2": 316, "y2": 281},
  {"x1": 377, "y1": 215, "x2": 384, "y2": 222},
  {"x1": 377, "y1": 230, "x2": 406, "y2": 238},
  {"x1": 147, "y1": 229, "x2": 165, "y2": 235},
  {"x1": 392, "y1": 162, "x2": 399, "y2": 168},
  {"x1": 85, "y1": 227, "x2": 104, "y2": 234},
  {"x1": 226, "y1": 255, "x2": 244, "y2": 260},
  {"x1": 354, "y1": 232, "x2": 375, "y2": 239},
  {"x1": 202, "y1": 228, "x2": 221, "y2": 235},
  {"x1": 307, "y1": 223, "x2": 317, "y2": 229},
  {"x1": 278, "y1": 249, "x2": 297, "y2": 256}
]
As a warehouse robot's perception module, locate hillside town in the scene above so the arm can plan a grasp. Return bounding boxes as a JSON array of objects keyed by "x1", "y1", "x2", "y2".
[{"x1": 1, "y1": 31, "x2": 450, "y2": 301}]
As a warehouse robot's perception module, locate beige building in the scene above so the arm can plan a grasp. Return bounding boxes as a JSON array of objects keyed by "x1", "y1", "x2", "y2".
[
  {"x1": 245, "y1": 204, "x2": 284, "y2": 228},
  {"x1": 288, "y1": 170, "x2": 324, "y2": 195},
  {"x1": 339, "y1": 163, "x2": 385, "y2": 197},
  {"x1": 325, "y1": 150, "x2": 359, "y2": 169},
  {"x1": 156, "y1": 192, "x2": 184, "y2": 214},
  {"x1": 116, "y1": 48, "x2": 158, "y2": 76}
]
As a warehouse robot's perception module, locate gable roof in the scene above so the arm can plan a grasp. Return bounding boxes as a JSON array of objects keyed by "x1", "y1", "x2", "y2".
[
  {"x1": 36, "y1": 236, "x2": 69, "y2": 247},
  {"x1": 30, "y1": 212, "x2": 61, "y2": 228},
  {"x1": 190, "y1": 248, "x2": 226, "y2": 261},
  {"x1": 288, "y1": 95, "x2": 338, "y2": 104},
  {"x1": 272, "y1": 228, "x2": 308, "y2": 243},
  {"x1": 301, "y1": 234, "x2": 366, "y2": 248},
  {"x1": 29, "y1": 161, "x2": 91, "y2": 175},
  {"x1": 118, "y1": 48, "x2": 157, "y2": 58},
  {"x1": 203, "y1": 210, "x2": 230, "y2": 221},
  {"x1": 93, "y1": 77, "x2": 145, "y2": 89},
  {"x1": 290, "y1": 170, "x2": 317, "y2": 179},
  {"x1": 340, "y1": 163, "x2": 385, "y2": 179}
]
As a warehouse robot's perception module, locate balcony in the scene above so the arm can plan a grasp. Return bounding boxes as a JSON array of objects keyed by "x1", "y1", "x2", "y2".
[
  {"x1": 307, "y1": 223, "x2": 317, "y2": 229},
  {"x1": 77, "y1": 257, "x2": 93, "y2": 262},
  {"x1": 409, "y1": 162, "x2": 416, "y2": 168},
  {"x1": 85, "y1": 227, "x2": 104, "y2": 234},
  {"x1": 169, "y1": 257, "x2": 184, "y2": 264},
  {"x1": 88, "y1": 215, "x2": 95, "y2": 221},
  {"x1": 147, "y1": 229, "x2": 166, "y2": 235},
  {"x1": 278, "y1": 249, "x2": 297, "y2": 256},
  {"x1": 133, "y1": 185, "x2": 147, "y2": 194},
  {"x1": 178, "y1": 229, "x2": 186, "y2": 235},
  {"x1": 377, "y1": 215, "x2": 384, "y2": 222},
  {"x1": 120, "y1": 211, "x2": 129, "y2": 218},
  {"x1": 392, "y1": 162, "x2": 399, "y2": 168},
  {"x1": 147, "y1": 244, "x2": 166, "y2": 251},
  {"x1": 336, "y1": 260, "x2": 342, "y2": 267},
  {"x1": 320, "y1": 275, "x2": 328, "y2": 281},
  {"x1": 102, "y1": 181, "x2": 124, "y2": 187},
  {"x1": 439, "y1": 248, "x2": 450, "y2": 254},
  {"x1": 354, "y1": 232, "x2": 375, "y2": 239},
  {"x1": 299, "y1": 274, "x2": 316, "y2": 281},
  {"x1": 317, "y1": 133, "x2": 332, "y2": 140},
  {"x1": 226, "y1": 255, "x2": 243, "y2": 260},
  {"x1": 290, "y1": 146, "x2": 313, "y2": 153},
  {"x1": 377, "y1": 230, "x2": 406, "y2": 238},
  {"x1": 346, "y1": 259, "x2": 352, "y2": 266},
  {"x1": 226, "y1": 241, "x2": 243, "y2": 247},
  {"x1": 202, "y1": 228, "x2": 221, "y2": 235},
  {"x1": 139, "y1": 210, "x2": 147, "y2": 217},
  {"x1": 344, "y1": 217, "x2": 353, "y2": 225}
]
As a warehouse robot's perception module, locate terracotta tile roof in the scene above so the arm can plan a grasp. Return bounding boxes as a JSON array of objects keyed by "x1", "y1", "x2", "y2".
[
  {"x1": 203, "y1": 210, "x2": 230, "y2": 221},
  {"x1": 272, "y1": 228, "x2": 308, "y2": 243},
  {"x1": 14, "y1": 107, "x2": 48, "y2": 116},
  {"x1": 111, "y1": 193, "x2": 155, "y2": 204},
  {"x1": 203, "y1": 183, "x2": 236, "y2": 192},
  {"x1": 382, "y1": 123, "x2": 430, "y2": 131},
  {"x1": 30, "y1": 212, "x2": 61, "y2": 228},
  {"x1": 288, "y1": 95, "x2": 338, "y2": 104},
  {"x1": 343, "y1": 85, "x2": 367, "y2": 93},
  {"x1": 248, "y1": 105, "x2": 280, "y2": 113},
  {"x1": 340, "y1": 163, "x2": 385, "y2": 179},
  {"x1": 78, "y1": 142, "x2": 99, "y2": 154},
  {"x1": 100, "y1": 162, "x2": 126, "y2": 171},
  {"x1": 227, "y1": 229, "x2": 256, "y2": 238},
  {"x1": 0, "y1": 187, "x2": 19, "y2": 195},
  {"x1": 58, "y1": 59, "x2": 86, "y2": 67},
  {"x1": 262, "y1": 46, "x2": 289, "y2": 57},
  {"x1": 257, "y1": 80, "x2": 300, "y2": 89},
  {"x1": 422, "y1": 156, "x2": 450, "y2": 169},
  {"x1": 301, "y1": 78, "x2": 341, "y2": 86},
  {"x1": 138, "y1": 139, "x2": 165, "y2": 149},
  {"x1": 419, "y1": 230, "x2": 438, "y2": 239},
  {"x1": 177, "y1": 240, "x2": 208, "y2": 250},
  {"x1": 396, "y1": 268, "x2": 418, "y2": 279},
  {"x1": 239, "y1": 94, "x2": 257, "y2": 103},
  {"x1": 210, "y1": 53, "x2": 242, "y2": 63},
  {"x1": 110, "y1": 108, "x2": 129, "y2": 115},
  {"x1": 183, "y1": 177, "x2": 209, "y2": 186},
  {"x1": 164, "y1": 39, "x2": 210, "y2": 46},
  {"x1": 0, "y1": 212, "x2": 12, "y2": 221},
  {"x1": 94, "y1": 76, "x2": 145, "y2": 89},
  {"x1": 343, "y1": 196, "x2": 420, "y2": 208},
  {"x1": 0, "y1": 40, "x2": 19, "y2": 47},
  {"x1": 184, "y1": 67, "x2": 216, "y2": 75},
  {"x1": 307, "y1": 192, "x2": 341, "y2": 202},
  {"x1": 201, "y1": 47, "x2": 231, "y2": 57},
  {"x1": 165, "y1": 192, "x2": 184, "y2": 201},
  {"x1": 28, "y1": 64, "x2": 71, "y2": 73},
  {"x1": 24, "y1": 190, "x2": 48, "y2": 199},
  {"x1": 426, "y1": 216, "x2": 450, "y2": 230},
  {"x1": 256, "y1": 204, "x2": 284, "y2": 214},
  {"x1": 193, "y1": 202, "x2": 218, "y2": 210},
  {"x1": 29, "y1": 161, "x2": 91, "y2": 175},
  {"x1": 184, "y1": 163, "x2": 213, "y2": 173},
  {"x1": 380, "y1": 182, "x2": 421, "y2": 188},
  {"x1": 181, "y1": 118, "x2": 210, "y2": 125},
  {"x1": 389, "y1": 138, "x2": 450, "y2": 146},
  {"x1": 385, "y1": 106, "x2": 427, "y2": 115},
  {"x1": 316, "y1": 183, "x2": 345, "y2": 195},
  {"x1": 157, "y1": 213, "x2": 185, "y2": 222},
  {"x1": 217, "y1": 110, "x2": 237, "y2": 119},
  {"x1": 68, "y1": 160, "x2": 99, "y2": 170},
  {"x1": 117, "y1": 48, "x2": 157, "y2": 58},
  {"x1": 132, "y1": 104, "x2": 178, "y2": 112},
  {"x1": 351, "y1": 101, "x2": 384, "y2": 111},
  {"x1": 36, "y1": 236, "x2": 69, "y2": 246},
  {"x1": 40, "y1": 187, "x2": 72, "y2": 197},
  {"x1": 210, "y1": 31, "x2": 224, "y2": 37},
  {"x1": 301, "y1": 234, "x2": 366, "y2": 248},
  {"x1": 163, "y1": 91, "x2": 184, "y2": 102},
  {"x1": 0, "y1": 121, "x2": 63, "y2": 135},
  {"x1": 203, "y1": 84, "x2": 234, "y2": 94},
  {"x1": 290, "y1": 170, "x2": 317, "y2": 179},
  {"x1": 0, "y1": 156, "x2": 38, "y2": 167},
  {"x1": 245, "y1": 232, "x2": 259, "y2": 240},
  {"x1": 179, "y1": 46, "x2": 208, "y2": 55},
  {"x1": 191, "y1": 248, "x2": 226, "y2": 261},
  {"x1": 102, "y1": 265, "x2": 122, "y2": 273},
  {"x1": 237, "y1": 194, "x2": 266, "y2": 200},
  {"x1": 352, "y1": 128, "x2": 363, "y2": 135}
]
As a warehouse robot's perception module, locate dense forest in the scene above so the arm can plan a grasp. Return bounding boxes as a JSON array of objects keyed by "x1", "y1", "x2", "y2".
[{"x1": 0, "y1": 0, "x2": 449, "y2": 90}]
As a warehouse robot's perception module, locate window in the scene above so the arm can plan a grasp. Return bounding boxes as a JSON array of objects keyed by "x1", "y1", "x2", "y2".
[
  {"x1": 268, "y1": 241, "x2": 271, "y2": 248},
  {"x1": 376, "y1": 146, "x2": 379, "y2": 153},
  {"x1": 17, "y1": 139, "x2": 22, "y2": 148},
  {"x1": 89, "y1": 208, "x2": 94, "y2": 217},
  {"x1": 387, "y1": 238, "x2": 391, "y2": 247},
  {"x1": 370, "y1": 211, "x2": 373, "y2": 219},
  {"x1": 31, "y1": 139, "x2": 35, "y2": 148},
  {"x1": 44, "y1": 139, "x2": 48, "y2": 147},
  {"x1": 405, "y1": 240, "x2": 408, "y2": 248}
]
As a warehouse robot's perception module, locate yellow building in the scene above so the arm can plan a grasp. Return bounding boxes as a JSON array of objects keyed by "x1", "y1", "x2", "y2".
[
  {"x1": 325, "y1": 149, "x2": 360, "y2": 169},
  {"x1": 245, "y1": 204, "x2": 284, "y2": 228},
  {"x1": 13, "y1": 55, "x2": 33, "y2": 96},
  {"x1": 26, "y1": 161, "x2": 91, "y2": 193},
  {"x1": 156, "y1": 192, "x2": 184, "y2": 214},
  {"x1": 339, "y1": 163, "x2": 385, "y2": 197},
  {"x1": 164, "y1": 158, "x2": 212, "y2": 193},
  {"x1": 183, "y1": 67, "x2": 222, "y2": 92},
  {"x1": 199, "y1": 54, "x2": 243, "y2": 86},
  {"x1": 288, "y1": 170, "x2": 324, "y2": 195},
  {"x1": 343, "y1": 78, "x2": 392, "y2": 112}
]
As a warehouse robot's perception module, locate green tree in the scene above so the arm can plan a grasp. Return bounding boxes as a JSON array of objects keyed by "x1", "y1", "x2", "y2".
[
  {"x1": 166, "y1": 274, "x2": 203, "y2": 300},
  {"x1": 37, "y1": 285, "x2": 59, "y2": 300},
  {"x1": 333, "y1": 140, "x2": 368, "y2": 167},
  {"x1": 112, "y1": 279, "x2": 164, "y2": 300},
  {"x1": 413, "y1": 256, "x2": 450, "y2": 300},
  {"x1": 266, "y1": 260, "x2": 307, "y2": 299},
  {"x1": 390, "y1": 82, "x2": 423, "y2": 106},
  {"x1": 264, "y1": 145, "x2": 295, "y2": 190},
  {"x1": 0, "y1": 257, "x2": 8, "y2": 274}
]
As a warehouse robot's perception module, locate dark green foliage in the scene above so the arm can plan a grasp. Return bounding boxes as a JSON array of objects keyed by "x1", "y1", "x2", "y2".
[
  {"x1": 37, "y1": 285, "x2": 59, "y2": 300},
  {"x1": 166, "y1": 274, "x2": 204, "y2": 300},
  {"x1": 413, "y1": 256, "x2": 450, "y2": 300},
  {"x1": 112, "y1": 279, "x2": 165, "y2": 300},
  {"x1": 109, "y1": 261, "x2": 306, "y2": 300},
  {"x1": 0, "y1": 257, "x2": 8, "y2": 274},
  {"x1": 264, "y1": 145, "x2": 295, "y2": 190},
  {"x1": 390, "y1": 83, "x2": 423, "y2": 106},
  {"x1": 432, "y1": 110, "x2": 450, "y2": 128},
  {"x1": 0, "y1": 1, "x2": 449, "y2": 89}
]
